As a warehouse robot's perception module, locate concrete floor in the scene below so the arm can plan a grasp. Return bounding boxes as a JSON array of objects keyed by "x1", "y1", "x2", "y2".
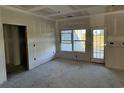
[{"x1": 0, "y1": 58, "x2": 124, "y2": 88}]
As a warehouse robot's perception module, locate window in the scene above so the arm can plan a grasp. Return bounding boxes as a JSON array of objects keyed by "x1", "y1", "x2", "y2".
[
  {"x1": 73, "y1": 29, "x2": 86, "y2": 52},
  {"x1": 61, "y1": 30, "x2": 72, "y2": 51},
  {"x1": 60, "y1": 29, "x2": 86, "y2": 52}
]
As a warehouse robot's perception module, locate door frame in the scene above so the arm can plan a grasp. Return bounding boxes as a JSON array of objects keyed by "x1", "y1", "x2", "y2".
[{"x1": 3, "y1": 23, "x2": 29, "y2": 72}]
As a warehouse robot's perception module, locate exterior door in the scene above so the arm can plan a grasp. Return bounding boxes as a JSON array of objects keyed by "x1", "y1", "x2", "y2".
[{"x1": 91, "y1": 28, "x2": 105, "y2": 63}]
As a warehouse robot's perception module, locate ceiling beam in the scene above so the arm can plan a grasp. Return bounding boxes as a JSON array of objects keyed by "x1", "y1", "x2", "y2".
[
  {"x1": 28, "y1": 5, "x2": 48, "y2": 12},
  {"x1": 47, "y1": 5, "x2": 109, "y2": 17}
]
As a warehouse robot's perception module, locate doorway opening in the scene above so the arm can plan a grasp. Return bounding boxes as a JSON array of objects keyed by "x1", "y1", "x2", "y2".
[{"x1": 3, "y1": 24, "x2": 29, "y2": 78}]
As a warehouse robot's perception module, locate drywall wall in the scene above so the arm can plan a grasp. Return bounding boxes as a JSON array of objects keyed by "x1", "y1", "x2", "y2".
[
  {"x1": 0, "y1": 7, "x2": 56, "y2": 84},
  {"x1": 0, "y1": 9, "x2": 7, "y2": 84},
  {"x1": 12, "y1": 26, "x2": 21, "y2": 65},
  {"x1": 105, "y1": 13, "x2": 124, "y2": 70},
  {"x1": 56, "y1": 15, "x2": 104, "y2": 61},
  {"x1": 56, "y1": 13, "x2": 124, "y2": 70},
  {"x1": 3, "y1": 25, "x2": 13, "y2": 65},
  {"x1": 1, "y1": 7, "x2": 56, "y2": 69}
]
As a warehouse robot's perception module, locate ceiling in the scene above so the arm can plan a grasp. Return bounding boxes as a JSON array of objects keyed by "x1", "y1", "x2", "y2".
[{"x1": 9, "y1": 5, "x2": 124, "y2": 20}]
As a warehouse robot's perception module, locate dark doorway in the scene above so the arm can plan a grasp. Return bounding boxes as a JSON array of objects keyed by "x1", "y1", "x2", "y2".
[{"x1": 3, "y1": 24, "x2": 28, "y2": 78}]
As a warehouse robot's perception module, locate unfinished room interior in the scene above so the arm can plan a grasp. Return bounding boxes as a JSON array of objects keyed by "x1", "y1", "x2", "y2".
[{"x1": 0, "y1": 5, "x2": 124, "y2": 88}]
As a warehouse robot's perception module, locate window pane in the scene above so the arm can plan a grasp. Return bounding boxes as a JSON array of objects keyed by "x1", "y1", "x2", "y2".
[
  {"x1": 61, "y1": 40, "x2": 71, "y2": 44},
  {"x1": 73, "y1": 29, "x2": 86, "y2": 40},
  {"x1": 61, "y1": 44, "x2": 72, "y2": 51},
  {"x1": 61, "y1": 33, "x2": 71, "y2": 40},
  {"x1": 74, "y1": 41, "x2": 85, "y2": 52}
]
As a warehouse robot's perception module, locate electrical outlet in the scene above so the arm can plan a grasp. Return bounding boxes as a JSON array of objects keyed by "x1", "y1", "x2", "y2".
[
  {"x1": 34, "y1": 58, "x2": 36, "y2": 61},
  {"x1": 110, "y1": 42, "x2": 114, "y2": 45}
]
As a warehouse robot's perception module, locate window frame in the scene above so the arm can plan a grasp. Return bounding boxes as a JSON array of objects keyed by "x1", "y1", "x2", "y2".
[{"x1": 60, "y1": 29, "x2": 87, "y2": 53}]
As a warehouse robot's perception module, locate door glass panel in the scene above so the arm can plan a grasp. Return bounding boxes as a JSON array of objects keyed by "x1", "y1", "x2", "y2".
[{"x1": 93, "y1": 29, "x2": 104, "y2": 59}]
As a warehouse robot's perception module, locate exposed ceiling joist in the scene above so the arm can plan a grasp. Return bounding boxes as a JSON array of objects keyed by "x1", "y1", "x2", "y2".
[{"x1": 47, "y1": 6, "x2": 108, "y2": 17}]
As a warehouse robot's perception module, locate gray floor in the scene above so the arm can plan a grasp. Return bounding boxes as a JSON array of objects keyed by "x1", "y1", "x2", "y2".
[{"x1": 0, "y1": 58, "x2": 124, "y2": 88}]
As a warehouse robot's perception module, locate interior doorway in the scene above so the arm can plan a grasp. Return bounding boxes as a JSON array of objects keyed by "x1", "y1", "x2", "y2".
[
  {"x1": 3, "y1": 24, "x2": 28, "y2": 78},
  {"x1": 91, "y1": 28, "x2": 105, "y2": 63}
]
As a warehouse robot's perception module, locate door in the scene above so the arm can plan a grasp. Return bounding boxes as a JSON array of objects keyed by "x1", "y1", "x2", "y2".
[{"x1": 91, "y1": 28, "x2": 105, "y2": 63}]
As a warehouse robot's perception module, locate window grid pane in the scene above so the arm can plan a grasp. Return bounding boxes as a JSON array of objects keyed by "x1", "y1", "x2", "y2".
[
  {"x1": 73, "y1": 41, "x2": 85, "y2": 52},
  {"x1": 61, "y1": 44, "x2": 72, "y2": 51},
  {"x1": 61, "y1": 33, "x2": 71, "y2": 40},
  {"x1": 73, "y1": 29, "x2": 86, "y2": 40}
]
